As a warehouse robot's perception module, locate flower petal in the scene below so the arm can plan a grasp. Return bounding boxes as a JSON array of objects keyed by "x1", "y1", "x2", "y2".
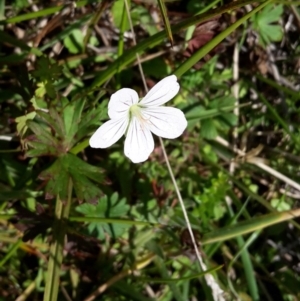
[
  {"x1": 139, "y1": 75, "x2": 180, "y2": 107},
  {"x1": 108, "y1": 88, "x2": 139, "y2": 119},
  {"x1": 141, "y1": 106, "x2": 187, "y2": 139},
  {"x1": 124, "y1": 117, "x2": 154, "y2": 163},
  {"x1": 89, "y1": 118, "x2": 129, "y2": 148}
]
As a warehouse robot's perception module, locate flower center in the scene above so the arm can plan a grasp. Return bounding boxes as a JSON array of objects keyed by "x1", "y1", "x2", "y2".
[
  {"x1": 129, "y1": 104, "x2": 149, "y2": 128},
  {"x1": 129, "y1": 104, "x2": 142, "y2": 119}
]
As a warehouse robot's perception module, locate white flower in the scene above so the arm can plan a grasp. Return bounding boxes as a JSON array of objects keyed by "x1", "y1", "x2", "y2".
[{"x1": 89, "y1": 75, "x2": 187, "y2": 163}]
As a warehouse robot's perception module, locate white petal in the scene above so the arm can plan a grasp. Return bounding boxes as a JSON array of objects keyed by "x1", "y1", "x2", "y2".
[
  {"x1": 89, "y1": 118, "x2": 129, "y2": 148},
  {"x1": 124, "y1": 117, "x2": 154, "y2": 163},
  {"x1": 141, "y1": 106, "x2": 187, "y2": 139},
  {"x1": 139, "y1": 75, "x2": 180, "y2": 107},
  {"x1": 108, "y1": 88, "x2": 139, "y2": 119}
]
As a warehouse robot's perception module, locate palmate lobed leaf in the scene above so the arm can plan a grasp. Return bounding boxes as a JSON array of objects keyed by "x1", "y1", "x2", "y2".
[
  {"x1": 31, "y1": 56, "x2": 63, "y2": 82},
  {"x1": 31, "y1": 56, "x2": 63, "y2": 98},
  {"x1": 38, "y1": 157, "x2": 69, "y2": 200},
  {"x1": 68, "y1": 155, "x2": 104, "y2": 184},
  {"x1": 252, "y1": 4, "x2": 283, "y2": 46},
  {"x1": 26, "y1": 140, "x2": 59, "y2": 157},
  {"x1": 261, "y1": 24, "x2": 283, "y2": 42},
  {"x1": 26, "y1": 120, "x2": 58, "y2": 144},
  {"x1": 76, "y1": 192, "x2": 130, "y2": 239},
  {"x1": 257, "y1": 4, "x2": 283, "y2": 24},
  {"x1": 39, "y1": 153, "x2": 103, "y2": 202},
  {"x1": 25, "y1": 120, "x2": 64, "y2": 156},
  {"x1": 24, "y1": 97, "x2": 96, "y2": 156},
  {"x1": 34, "y1": 110, "x2": 65, "y2": 142},
  {"x1": 75, "y1": 102, "x2": 107, "y2": 141}
]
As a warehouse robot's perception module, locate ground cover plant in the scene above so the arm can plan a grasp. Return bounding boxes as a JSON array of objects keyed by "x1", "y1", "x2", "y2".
[{"x1": 0, "y1": 0, "x2": 300, "y2": 300}]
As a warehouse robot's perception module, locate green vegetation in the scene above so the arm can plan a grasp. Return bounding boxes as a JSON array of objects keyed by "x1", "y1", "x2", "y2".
[{"x1": 1, "y1": 0, "x2": 300, "y2": 300}]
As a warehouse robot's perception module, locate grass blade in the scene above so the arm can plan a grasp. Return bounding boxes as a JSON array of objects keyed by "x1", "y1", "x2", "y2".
[
  {"x1": 202, "y1": 208, "x2": 300, "y2": 245},
  {"x1": 157, "y1": 0, "x2": 173, "y2": 45}
]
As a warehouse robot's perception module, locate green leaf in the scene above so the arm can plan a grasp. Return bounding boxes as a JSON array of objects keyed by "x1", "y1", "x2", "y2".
[
  {"x1": 26, "y1": 120, "x2": 61, "y2": 156},
  {"x1": 63, "y1": 98, "x2": 85, "y2": 144},
  {"x1": 39, "y1": 158, "x2": 69, "y2": 200},
  {"x1": 210, "y1": 96, "x2": 236, "y2": 108},
  {"x1": 75, "y1": 102, "x2": 107, "y2": 142},
  {"x1": 15, "y1": 111, "x2": 36, "y2": 138},
  {"x1": 31, "y1": 56, "x2": 63, "y2": 98},
  {"x1": 30, "y1": 96, "x2": 47, "y2": 110},
  {"x1": 271, "y1": 198, "x2": 291, "y2": 212},
  {"x1": 32, "y1": 56, "x2": 63, "y2": 81},
  {"x1": 39, "y1": 154, "x2": 103, "y2": 202},
  {"x1": 112, "y1": 0, "x2": 128, "y2": 30},
  {"x1": 138, "y1": 6, "x2": 158, "y2": 36},
  {"x1": 193, "y1": 172, "x2": 229, "y2": 225},
  {"x1": 63, "y1": 29, "x2": 84, "y2": 54},
  {"x1": 34, "y1": 109, "x2": 65, "y2": 142},
  {"x1": 201, "y1": 119, "x2": 218, "y2": 139},
  {"x1": 76, "y1": 193, "x2": 130, "y2": 239},
  {"x1": 218, "y1": 112, "x2": 238, "y2": 127},
  {"x1": 252, "y1": 4, "x2": 283, "y2": 46}
]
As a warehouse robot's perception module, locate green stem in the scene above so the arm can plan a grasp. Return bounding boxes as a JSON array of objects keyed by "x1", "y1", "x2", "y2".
[
  {"x1": 43, "y1": 178, "x2": 72, "y2": 301},
  {"x1": 70, "y1": 139, "x2": 89, "y2": 155}
]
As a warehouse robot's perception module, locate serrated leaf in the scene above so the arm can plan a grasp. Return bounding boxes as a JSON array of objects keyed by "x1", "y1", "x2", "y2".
[
  {"x1": 37, "y1": 109, "x2": 65, "y2": 139},
  {"x1": 39, "y1": 158, "x2": 69, "y2": 200},
  {"x1": 45, "y1": 81, "x2": 56, "y2": 99},
  {"x1": 32, "y1": 56, "x2": 63, "y2": 81},
  {"x1": 26, "y1": 140, "x2": 59, "y2": 157},
  {"x1": 72, "y1": 173, "x2": 102, "y2": 203},
  {"x1": 27, "y1": 120, "x2": 54, "y2": 142},
  {"x1": 26, "y1": 120, "x2": 64, "y2": 156},
  {"x1": 31, "y1": 56, "x2": 62, "y2": 98},
  {"x1": 68, "y1": 153, "x2": 103, "y2": 184},
  {"x1": 63, "y1": 99, "x2": 85, "y2": 144},
  {"x1": 39, "y1": 154, "x2": 103, "y2": 202},
  {"x1": 76, "y1": 102, "x2": 107, "y2": 142}
]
